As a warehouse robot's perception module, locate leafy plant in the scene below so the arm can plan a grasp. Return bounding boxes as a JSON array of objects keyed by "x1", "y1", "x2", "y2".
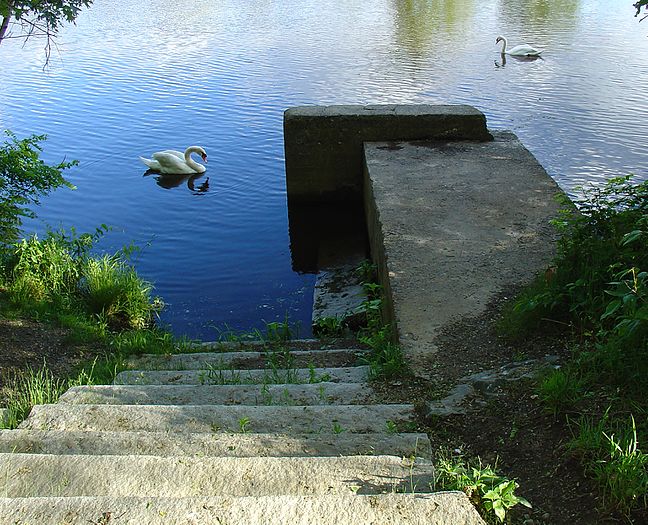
[
  {"x1": 313, "y1": 316, "x2": 344, "y2": 337},
  {"x1": 434, "y1": 451, "x2": 531, "y2": 523},
  {"x1": 506, "y1": 176, "x2": 648, "y2": 339},
  {"x1": 352, "y1": 262, "x2": 408, "y2": 380}
]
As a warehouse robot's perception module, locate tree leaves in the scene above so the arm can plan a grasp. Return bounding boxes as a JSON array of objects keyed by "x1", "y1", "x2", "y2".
[{"x1": 0, "y1": 131, "x2": 76, "y2": 245}]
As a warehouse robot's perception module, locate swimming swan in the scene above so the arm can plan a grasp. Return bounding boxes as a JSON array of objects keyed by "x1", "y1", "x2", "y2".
[
  {"x1": 496, "y1": 36, "x2": 543, "y2": 57},
  {"x1": 139, "y1": 146, "x2": 207, "y2": 174}
]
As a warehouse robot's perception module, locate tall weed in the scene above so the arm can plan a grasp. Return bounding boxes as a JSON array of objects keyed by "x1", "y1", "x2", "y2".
[{"x1": 81, "y1": 254, "x2": 160, "y2": 329}]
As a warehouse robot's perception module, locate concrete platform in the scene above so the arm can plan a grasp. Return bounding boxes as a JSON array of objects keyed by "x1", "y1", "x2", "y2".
[{"x1": 364, "y1": 133, "x2": 562, "y2": 370}]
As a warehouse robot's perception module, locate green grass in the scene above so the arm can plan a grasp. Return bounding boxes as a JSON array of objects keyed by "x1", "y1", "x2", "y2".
[
  {"x1": 537, "y1": 367, "x2": 584, "y2": 415},
  {"x1": 81, "y1": 254, "x2": 161, "y2": 329},
  {"x1": 0, "y1": 230, "x2": 199, "y2": 428},
  {"x1": 351, "y1": 262, "x2": 408, "y2": 380},
  {"x1": 0, "y1": 363, "x2": 98, "y2": 430},
  {"x1": 569, "y1": 414, "x2": 648, "y2": 516}
]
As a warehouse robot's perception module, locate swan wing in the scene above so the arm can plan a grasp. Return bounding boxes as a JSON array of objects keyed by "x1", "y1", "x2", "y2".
[
  {"x1": 139, "y1": 156, "x2": 161, "y2": 170},
  {"x1": 150, "y1": 151, "x2": 194, "y2": 174},
  {"x1": 508, "y1": 44, "x2": 542, "y2": 56},
  {"x1": 157, "y1": 150, "x2": 185, "y2": 160}
]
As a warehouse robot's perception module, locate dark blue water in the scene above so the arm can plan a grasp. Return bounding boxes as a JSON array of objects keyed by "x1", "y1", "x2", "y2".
[{"x1": 1, "y1": 0, "x2": 647, "y2": 339}]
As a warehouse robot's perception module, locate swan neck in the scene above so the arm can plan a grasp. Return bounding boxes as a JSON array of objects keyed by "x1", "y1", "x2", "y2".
[
  {"x1": 184, "y1": 147, "x2": 202, "y2": 171},
  {"x1": 499, "y1": 37, "x2": 507, "y2": 53}
]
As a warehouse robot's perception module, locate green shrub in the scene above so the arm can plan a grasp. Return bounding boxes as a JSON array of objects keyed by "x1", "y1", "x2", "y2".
[{"x1": 506, "y1": 176, "x2": 647, "y2": 339}]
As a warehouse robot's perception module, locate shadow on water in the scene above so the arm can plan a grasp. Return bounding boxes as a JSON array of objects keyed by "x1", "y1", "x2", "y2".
[
  {"x1": 287, "y1": 200, "x2": 369, "y2": 274},
  {"x1": 143, "y1": 171, "x2": 210, "y2": 195}
]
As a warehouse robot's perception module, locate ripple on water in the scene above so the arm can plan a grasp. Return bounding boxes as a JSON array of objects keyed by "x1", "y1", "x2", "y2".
[{"x1": 1, "y1": 0, "x2": 647, "y2": 337}]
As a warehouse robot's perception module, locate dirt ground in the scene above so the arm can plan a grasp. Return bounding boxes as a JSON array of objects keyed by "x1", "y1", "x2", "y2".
[{"x1": 373, "y1": 289, "x2": 646, "y2": 525}]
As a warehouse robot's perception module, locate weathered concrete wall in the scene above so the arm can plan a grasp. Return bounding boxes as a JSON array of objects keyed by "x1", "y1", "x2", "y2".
[{"x1": 284, "y1": 105, "x2": 492, "y2": 203}]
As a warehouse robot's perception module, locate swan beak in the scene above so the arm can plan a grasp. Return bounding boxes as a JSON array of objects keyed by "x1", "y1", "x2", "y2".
[{"x1": 201, "y1": 153, "x2": 208, "y2": 163}]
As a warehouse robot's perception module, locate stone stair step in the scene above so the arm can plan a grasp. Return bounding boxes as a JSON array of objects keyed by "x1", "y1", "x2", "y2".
[
  {"x1": 114, "y1": 366, "x2": 368, "y2": 385},
  {"x1": 0, "y1": 429, "x2": 432, "y2": 458},
  {"x1": 128, "y1": 349, "x2": 365, "y2": 370},
  {"x1": 192, "y1": 338, "x2": 322, "y2": 350},
  {"x1": 59, "y1": 383, "x2": 374, "y2": 406},
  {"x1": 20, "y1": 404, "x2": 417, "y2": 434},
  {"x1": 0, "y1": 453, "x2": 434, "y2": 498},
  {"x1": 0, "y1": 493, "x2": 485, "y2": 524}
]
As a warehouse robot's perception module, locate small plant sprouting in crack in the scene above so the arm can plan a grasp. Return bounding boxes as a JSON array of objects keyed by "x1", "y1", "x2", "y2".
[
  {"x1": 386, "y1": 420, "x2": 398, "y2": 434},
  {"x1": 238, "y1": 416, "x2": 251, "y2": 434}
]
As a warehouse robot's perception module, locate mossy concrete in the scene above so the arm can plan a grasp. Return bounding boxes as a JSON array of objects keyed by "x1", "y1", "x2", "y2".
[{"x1": 284, "y1": 105, "x2": 492, "y2": 204}]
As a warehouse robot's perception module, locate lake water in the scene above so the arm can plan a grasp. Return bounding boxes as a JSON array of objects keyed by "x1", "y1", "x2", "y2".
[{"x1": 1, "y1": 0, "x2": 647, "y2": 339}]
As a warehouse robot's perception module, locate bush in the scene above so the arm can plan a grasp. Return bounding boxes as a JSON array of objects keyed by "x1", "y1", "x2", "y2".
[
  {"x1": 506, "y1": 176, "x2": 647, "y2": 348},
  {"x1": 501, "y1": 176, "x2": 648, "y2": 516},
  {"x1": 0, "y1": 131, "x2": 75, "y2": 246}
]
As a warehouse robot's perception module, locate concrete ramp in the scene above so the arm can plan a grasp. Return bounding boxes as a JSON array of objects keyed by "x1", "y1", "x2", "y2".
[{"x1": 364, "y1": 133, "x2": 562, "y2": 368}]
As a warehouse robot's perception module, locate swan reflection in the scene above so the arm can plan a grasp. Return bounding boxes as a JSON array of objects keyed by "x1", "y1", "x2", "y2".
[
  {"x1": 495, "y1": 53, "x2": 543, "y2": 68},
  {"x1": 144, "y1": 171, "x2": 210, "y2": 195}
]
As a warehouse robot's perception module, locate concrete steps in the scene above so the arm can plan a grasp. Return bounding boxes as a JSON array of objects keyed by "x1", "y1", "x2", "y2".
[
  {"x1": 1, "y1": 338, "x2": 484, "y2": 523},
  {"x1": 59, "y1": 382, "x2": 373, "y2": 405},
  {"x1": 0, "y1": 493, "x2": 485, "y2": 524},
  {"x1": 128, "y1": 348, "x2": 364, "y2": 370},
  {"x1": 20, "y1": 403, "x2": 415, "y2": 433},
  {"x1": 115, "y1": 365, "x2": 368, "y2": 385},
  {"x1": 0, "y1": 453, "x2": 434, "y2": 497},
  {"x1": 0, "y1": 429, "x2": 431, "y2": 457}
]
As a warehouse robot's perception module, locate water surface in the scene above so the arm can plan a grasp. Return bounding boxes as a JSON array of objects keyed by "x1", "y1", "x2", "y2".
[{"x1": 1, "y1": 0, "x2": 647, "y2": 338}]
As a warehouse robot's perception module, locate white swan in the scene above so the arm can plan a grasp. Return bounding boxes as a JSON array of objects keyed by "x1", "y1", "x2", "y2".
[
  {"x1": 496, "y1": 36, "x2": 543, "y2": 57},
  {"x1": 139, "y1": 146, "x2": 207, "y2": 174}
]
